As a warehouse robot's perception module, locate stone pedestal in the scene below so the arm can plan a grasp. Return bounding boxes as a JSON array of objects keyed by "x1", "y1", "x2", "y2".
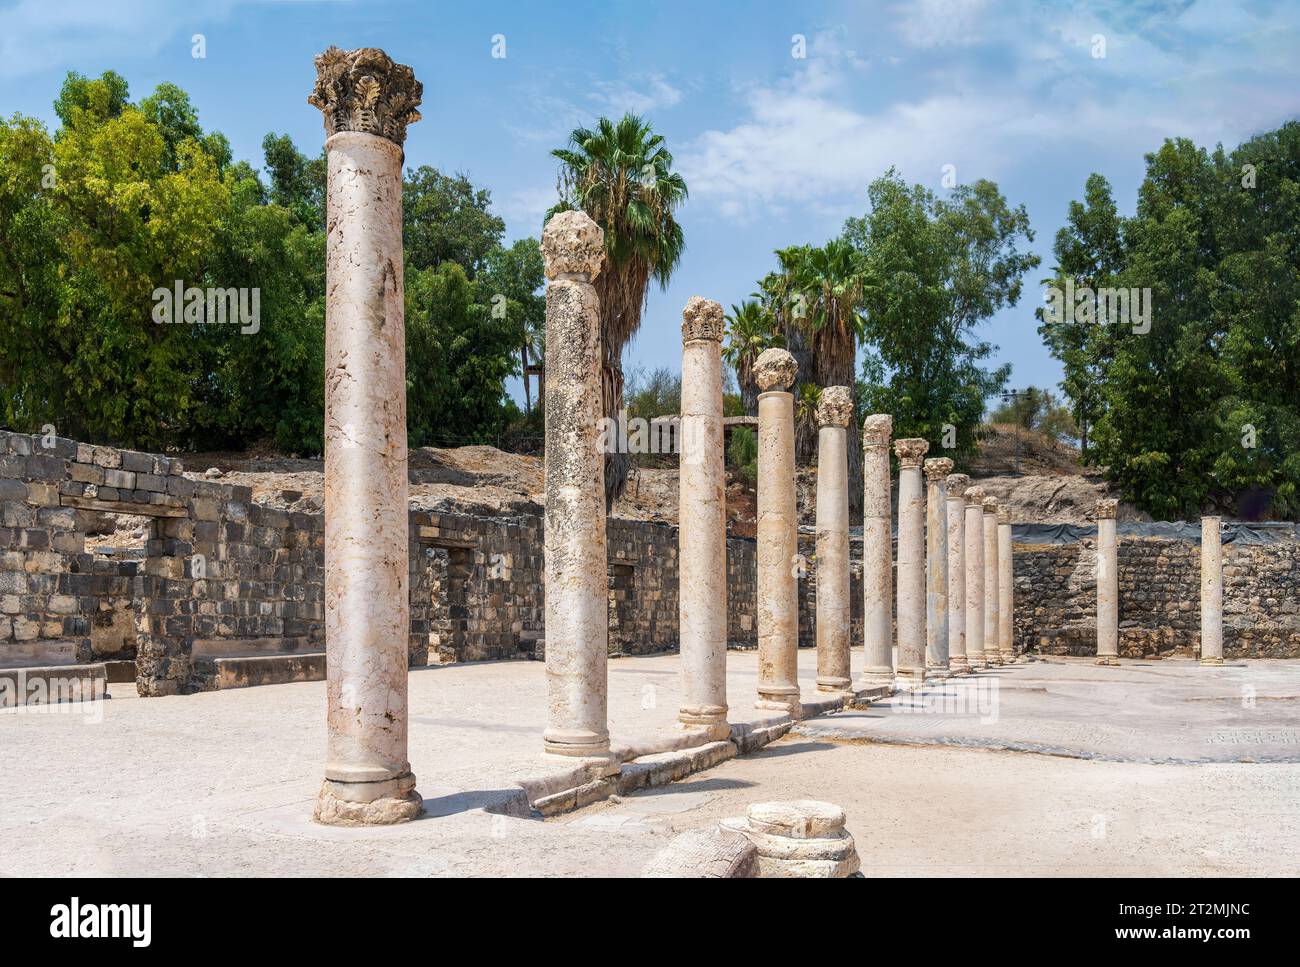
[
  {"x1": 309, "y1": 46, "x2": 424, "y2": 826},
  {"x1": 677, "y1": 297, "x2": 730, "y2": 738},
  {"x1": 982, "y1": 497, "x2": 1001, "y2": 666},
  {"x1": 722, "y1": 801, "x2": 861, "y2": 878},
  {"x1": 1095, "y1": 498, "x2": 1120, "y2": 665},
  {"x1": 894, "y1": 438, "x2": 929, "y2": 686},
  {"x1": 856, "y1": 415, "x2": 894, "y2": 688},
  {"x1": 997, "y1": 505, "x2": 1015, "y2": 662},
  {"x1": 964, "y1": 487, "x2": 986, "y2": 668},
  {"x1": 1200, "y1": 515, "x2": 1224, "y2": 666},
  {"x1": 754, "y1": 349, "x2": 801, "y2": 716},
  {"x1": 924, "y1": 458, "x2": 953, "y2": 676},
  {"x1": 945, "y1": 474, "x2": 971, "y2": 674},
  {"x1": 540, "y1": 210, "x2": 616, "y2": 768},
  {"x1": 815, "y1": 387, "x2": 854, "y2": 695}
]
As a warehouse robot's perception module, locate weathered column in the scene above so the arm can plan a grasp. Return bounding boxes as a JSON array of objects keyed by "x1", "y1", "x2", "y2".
[
  {"x1": 945, "y1": 475, "x2": 971, "y2": 674},
  {"x1": 924, "y1": 458, "x2": 953, "y2": 676},
  {"x1": 1096, "y1": 498, "x2": 1120, "y2": 665},
  {"x1": 754, "y1": 349, "x2": 801, "y2": 716},
  {"x1": 815, "y1": 387, "x2": 854, "y2": 695},
  {"x1": 856, "y1": 415, "x2": 894, "y2": 688},
  {"x1": 678, "y1": 297, "x2": 730, "y2": 738},
  {"x1": 1200, "y1": 516, "x2": 1224, "y2": 666},
  {"x1": 540, "y1": 210, "x2": 616, "y2": 766},
  {"x1": 964, "y1": 487, "x2": 986, "y2": 668},
  {"x1": 997, "y1": 504, "x2": 1015, "y2": 662},
  {"x1": 309, "y1": 47, "x2": 423, "y2": 826},
  {"x1": 982, "y1": 497, "x2": 1002, "y2": 666},
  {"x1": 894, "y1": 438, "x2": 929, "y2": 686}
]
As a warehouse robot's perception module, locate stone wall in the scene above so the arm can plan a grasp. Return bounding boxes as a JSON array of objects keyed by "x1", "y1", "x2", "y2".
[{"x1": 1012, "y1": 535, "x2": 1300, "y2": 659}]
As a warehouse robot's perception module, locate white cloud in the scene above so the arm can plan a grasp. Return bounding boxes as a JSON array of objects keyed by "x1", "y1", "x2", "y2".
[
  {"x1": 0, "y1": 0, "x2": 248, "y2": 78},
  {"x1": 894, "y1": 0, "x2": 992, "y2": 48},
  {"x1": 590, "y1": 73, "x2": 682, "y2": 116}
]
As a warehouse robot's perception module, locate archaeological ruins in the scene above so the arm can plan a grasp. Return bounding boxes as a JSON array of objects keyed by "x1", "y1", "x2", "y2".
[{"x1": 3, "y1": 45, "x2": 1300, "y2": 882}]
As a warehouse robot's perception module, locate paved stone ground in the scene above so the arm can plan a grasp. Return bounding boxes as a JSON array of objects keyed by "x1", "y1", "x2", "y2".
[{"x1": 2, "y1": 653, "x2": 1297, "y2": 876}]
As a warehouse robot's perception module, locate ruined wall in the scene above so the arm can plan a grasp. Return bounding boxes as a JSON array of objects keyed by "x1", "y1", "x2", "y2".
[{"x1": 1012, "y1": 535, "x2": 1300, "y2": 659}]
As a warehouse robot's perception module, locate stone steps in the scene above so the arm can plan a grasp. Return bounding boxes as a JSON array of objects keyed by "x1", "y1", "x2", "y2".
[{"x1": 1, "y1": 662, "x2": 107, "y2": 706}]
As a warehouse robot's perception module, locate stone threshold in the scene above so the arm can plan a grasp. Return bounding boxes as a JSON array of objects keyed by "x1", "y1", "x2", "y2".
[{"x1": 518, "y1": 684, "x2": 895, "y2": 818}]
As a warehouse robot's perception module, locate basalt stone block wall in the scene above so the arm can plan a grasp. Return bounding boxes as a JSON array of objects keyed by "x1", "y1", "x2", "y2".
[{"x1": 1013, "y1": 536, "x2": 1300, "y2": 659}]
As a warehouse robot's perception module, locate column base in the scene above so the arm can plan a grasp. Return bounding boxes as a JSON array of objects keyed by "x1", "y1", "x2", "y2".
[
  {"x1": 1096, "y1": 656, "x2": 1121, "y2": 666},
  {"x1": 966, "y1": 653, "x2": 986, "y2": 668},
  {"x1": 544, "y1": 726, "x2": 612, "y2": 761},
  {"x1": 816, "y1": 676, "x2": 853, "y2": 695},
  {"x1": 678, "y1": 705, "x2": 731, "y2": 742},
  {"x1": 948, "y1": 659, "x2": 972, "y2": 675},
  {"x1": 314, "y1": 773, "x2": 422, "y2": 826},
  {"x1": 925, "y1": 663, "x2": 951, "y2": 678},
  {"x1": 1199, "y1": 657, "x2": 1225, "y2": 666},
  {"x1": 856, "y1": 665, "x2": 895, "y2": 684},
  {"x1": 894, "y1": 667, "x2": 926, "y2": 690},
  {"x1": 755, "y1": 690, "x2": 802, "y2": 719}
]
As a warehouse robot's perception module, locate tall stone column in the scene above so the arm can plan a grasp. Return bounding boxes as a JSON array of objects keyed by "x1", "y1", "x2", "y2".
[
  {"x1": 894, "y1": 438, "x2": 929, "y2": 686},
  {"x1": 924, "y1": 458, "x2": 953, "y2": 676},
  {"x1": 945, "y1": 475, "x2": 971, "y2": 674},
  {"x1": 856, "y1": 415, "x2": 894, "y2": 688},
  {"x1": 1095, "y1": 498, "x2": 1120, "y2": 666},
  {"x1": 997, "y1": 505, "x2": 1015, "y2": 662},
  {"x1": 982, "y1": 497, "x2": 1002, "y2": 666},
  {"x1": 540, "y1": 210, "x2": 616, "y2": 766},
  {"x1": 678, "y1": 297, "x2": 730, "y2": 738},
  {"x1": 1200, "y1": 516, "x2": 1224, "y2": 666},
  {"x1": 754, "y1": 349, "x2": 801, "y2": 716},
  {"x1": 309, "y1": 47, "x2": 423, "y2": 826},
  {"x1": 964, "y1": 487, "x2": 986, "y2": 668},
  {"x1": 815, "y1": 387, "x2": 854, "y2": 695}
]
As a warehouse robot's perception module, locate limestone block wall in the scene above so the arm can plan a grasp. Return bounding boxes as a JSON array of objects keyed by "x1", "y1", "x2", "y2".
[{"x1": 1012, "y1": 535, "x2": 1300, "y2": 659}]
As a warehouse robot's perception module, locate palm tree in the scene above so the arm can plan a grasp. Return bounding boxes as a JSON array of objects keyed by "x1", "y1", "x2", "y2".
[
  {"x1": 548, "y1": 114, "x2": 688, "y2": 508},
  {"x1": 794, "y1": 383, "x2": 823, "y2": 466},
  {"x1": 723, "y1": 299, "x2": 783, "y2": 416}
]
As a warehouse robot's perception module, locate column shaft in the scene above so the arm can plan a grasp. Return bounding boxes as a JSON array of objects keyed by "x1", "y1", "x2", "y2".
[
  {"x1": 1200, "y1": 516, "x2": 1224, "y2": 665},
  {"x1": 678, "y1": 298, "x2": 729, "y2": 735},
  {"x1": 925, "y1": 459, "x2": 953, "y2": 674},
  {"x1": 997, "y1": 507, "x2": 1014, "y2": 661},
  {"x1": 982, "y1": 499, "x2": 1000, "y2": 666},
  {"x1": 894, "y1": 439, "x2": 929, "y2": 685},
  {"x1": 964, "y1": 488, "x2": 986, "y2": 667},
  {"x1": 754, "y1": 349, "x2": 800, "y2": 715},
  {"x1": 815, "y1": 387, "x2": 853, "y2": 694},
  {"x1": 858, "y1": 416, "x2": 894, "y2": 685},
  {"x1": 1096, "y1": 499, "x2": 1119, "y2": 664},
  {"x1": 945, "y1": 475, "x2": 970, "y2": 673}
]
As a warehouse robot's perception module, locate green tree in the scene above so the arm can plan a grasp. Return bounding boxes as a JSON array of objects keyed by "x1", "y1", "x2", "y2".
[
  {"x1": 845, "y1": 169, "x2": 1039, "y2": 463},
  {"x1": 403, "y1": 166, "x2": 505, "y2": 277},
  {"x1": 478, "y1": 237, "x2": 545, "y2": 413},
  {"x1": 549, "y1": 112, "x2": 688, "y2": 507}
]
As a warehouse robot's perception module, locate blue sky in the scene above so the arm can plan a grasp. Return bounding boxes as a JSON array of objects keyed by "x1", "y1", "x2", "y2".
[{"x1": 4, "y1": 0, "x2": 1300, "y2": 406}]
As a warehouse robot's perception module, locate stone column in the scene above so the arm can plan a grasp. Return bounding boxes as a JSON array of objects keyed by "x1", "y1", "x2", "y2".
[
  {"x1": 1095, "y1": 498, "x2": 1120, "y2": 665},
  {"x1": 894, "y1": 438, "x2": 929, "y2": 686},
  {"x1": 815, "y1": 387, "x2": 854, "y2": 695},
  {"x1": 982, "y1": 497, "x2": 1001, "y2": 666},
  {"x1": 924, "y1": 458, "x2": 953, "y2": 676},
  {"x1": 678, "y1": 297, "x2": 730, "y2": 738},
  {"x1": 964, "y1": 487, "x2": 986, "y2": 668},
  {"x1": 540, "y1": 210, "x2": 616, "y2": 766},
  {"x1": 309, "y1": 47, "x2": 423, "y2": 826},
  {"x1": 945, "y1": 475, "x2": 971, "y2": 674},
  {"x1": 856, "y1": 415, "x2": 894, "y2": 688},
  {"x1": 754, "y1": 349, "x2": 801, "y2": 716},
  {"x1": 1200, "y1": 516, "x2": 1224, "y2": 666},
  {"x1": 997, "y1": 505, "x2": 1015, "y2": 662}
]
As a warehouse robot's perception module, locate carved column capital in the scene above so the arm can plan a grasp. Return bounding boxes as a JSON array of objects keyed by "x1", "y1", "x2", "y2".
[{"x1": 309, "y1": 46, "x2": 423, "y2": 146}]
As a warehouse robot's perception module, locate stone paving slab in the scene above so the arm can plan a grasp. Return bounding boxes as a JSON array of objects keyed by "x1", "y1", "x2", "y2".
[{"x1": 794, "y1": 657, "x2": 1300, "y2": 763}]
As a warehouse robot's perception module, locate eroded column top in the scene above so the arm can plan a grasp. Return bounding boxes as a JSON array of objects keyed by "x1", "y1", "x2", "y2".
[
  {"x1": 541, "y1": 210, "x2": 605, "y2": 282},
  {"x1": 946, "y1": 473, "x2": 971, "y2": 498},
  {"x1": 1095, "y1": 498, "x2": 1119, "y2": 520},
  {"x1": 863, "y1": 414, "x2": 892, "y2": 448},
  {"x1": 982, "y1": 496, "x2": 1000, "y2": 515},
  {"x1": 965, "y1": 485, "x2": 986, "y2": 506},
  {"x1": 308, "y1": 46, "x2": 423, "y2": 146},
  {"x1": 754, "y1": 348, "x2": 797, "y2": 392},
  {"x1": 923, "y1": 457, "x2": 954, "y2": 482},
  {"x1": 816, "y1": 386, "x2": 854, "y2": 428},
  {"x1": 894, "y1": 437, "x2": 929, "y2": 468},
  {"x1": 681, "y1": 296, "x2": 724, "y2": 343},
  {"x1": 997, "y1": 504, "x2": 1011, "y2": 524}
]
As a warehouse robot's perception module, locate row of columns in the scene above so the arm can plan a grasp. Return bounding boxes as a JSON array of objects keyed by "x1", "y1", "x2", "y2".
[{"x1": 1094, "y1": 500, "x2": 1225, "y2": 667}]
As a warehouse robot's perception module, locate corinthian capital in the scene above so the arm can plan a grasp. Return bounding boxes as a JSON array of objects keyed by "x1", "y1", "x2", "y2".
[{"x1": 309, "y1": 46, "x2": 423, "y2": 145}]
